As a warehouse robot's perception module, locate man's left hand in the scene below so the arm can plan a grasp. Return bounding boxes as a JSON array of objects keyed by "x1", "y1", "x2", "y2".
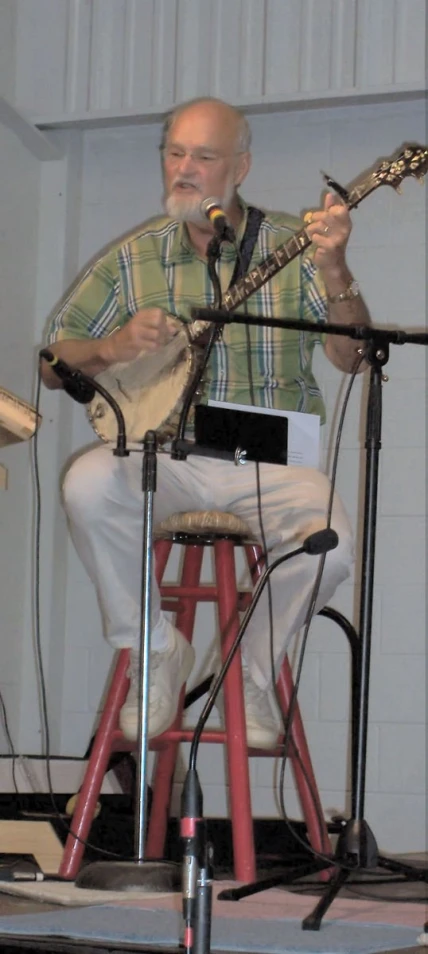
[{"x1": 304, "y1": 193, "x2": 351, "y2": 274}]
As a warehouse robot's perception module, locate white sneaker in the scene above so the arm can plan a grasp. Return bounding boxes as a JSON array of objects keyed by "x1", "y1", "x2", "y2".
[
  {"x1": 119, "y1": 625, "x2": 195, "y2": 741},
  {"x1": 214, "y1": 656, "x2": 280, "y2": 749},
  {"x1": 241, "y1": 663, "x2": 280, "y2": 749}
]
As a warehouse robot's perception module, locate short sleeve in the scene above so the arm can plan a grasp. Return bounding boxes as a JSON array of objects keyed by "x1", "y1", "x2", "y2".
[{"x1": 46, "y1": 251, "x2": 120, "y2": 343}]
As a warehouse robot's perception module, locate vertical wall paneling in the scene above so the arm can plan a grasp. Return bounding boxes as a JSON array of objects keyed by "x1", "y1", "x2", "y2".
[
  {"x1": 355, "y1": 0, "x2": 396, "y2": 88},
  {"x1": 300, "y1": 0, "x2": 334, "y2": 92},
  {"x1": 15, "y1": 0, "x2": 69, "y2": 115},
  {"x1": 393, "y1": 0, "x2": 426, "y2": 85},
  {"x1": 12, "y1": 0, "x2": 427, "y2": 126},
  {"x1": 151, "y1": 0, "x2": 178, "y2": 108},
  {"x1": 0, "y1": 0, "x2": 17, "y2": 102},
  {"x1": 88, "y1": 0, "x2": 128, "y2": 111},
  {"x1": 64, "y1": 0, "x2": 92, "y2": 115},
  {"x1": 264, "y1": 0, "x2": 302, "y2": 96},
  {"x1": 237, "y1": 0, "x2": 266, "y2": 100},
  {"x1": 329, "y1": 0, "x2": 358, "y2": 91},
  {"x1": 122, "y1": 0, "x2": 155, "y2": 111},
  {"x1": 174, "y1": 0, "x2": 213, "y2": 102},
  {"x1": 209, "y1": 0, "x2": 242, "y2": 100}
]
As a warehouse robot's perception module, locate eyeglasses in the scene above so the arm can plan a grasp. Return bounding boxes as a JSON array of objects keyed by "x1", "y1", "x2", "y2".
[{"x1": 161, "y1": 146, "x2": 242, "y2": 164}]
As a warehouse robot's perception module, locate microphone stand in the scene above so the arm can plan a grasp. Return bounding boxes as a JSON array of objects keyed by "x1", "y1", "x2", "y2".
[
  {"x1": 180, "y1": 533, "x2": 339, "y2": 953},
  {"x1": 177, "y1": 235, "x2": 224, "y2": 954},
  {"x1": 42, "y1": 356, "x2": 181, "y2": 893},
  {"x1": 172, "y1": 235, "x2": 224, "y2": 461},
  {"x1": 187, "y1": 312, "x2": 428, "y2": 929}
]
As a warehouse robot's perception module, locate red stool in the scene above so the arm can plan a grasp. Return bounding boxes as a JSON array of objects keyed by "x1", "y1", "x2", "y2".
[{"x1": 59, "y1": 511, "x2": 331, "y2": 882}]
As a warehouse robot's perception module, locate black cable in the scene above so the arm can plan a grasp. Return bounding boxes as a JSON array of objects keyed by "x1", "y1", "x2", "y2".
[
  {"x1": 244, "y1": 338, "x2": 399, "y2": 879},
  {"x1": 242, "y1": 307, "x2": 330, "y2": 858},
  {"x1": 174, "y1": 235, "x2": 239, "y2": 448},
  {"x1": 197, "y1": 239, "x2": 370, "y2": 878},
  {"x1": 0, "y1": 693, "x2": 19, "y2": 796},
  {"x1": 240, "y1": 261, "x2": 370, "y2": 875},
  {"x1": 234, "y1": 237, "x2": 332, "y2": 860},
  {"x1": 276, "y1": 352, "x2": 368, "y2": 871}
]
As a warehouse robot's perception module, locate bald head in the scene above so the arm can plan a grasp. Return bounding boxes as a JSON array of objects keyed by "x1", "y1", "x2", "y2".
[{"x1": 161, "y1": 97, "x2": 251, "y2": 156}]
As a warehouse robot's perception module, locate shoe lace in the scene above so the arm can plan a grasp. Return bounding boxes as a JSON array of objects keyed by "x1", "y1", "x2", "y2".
[
  {"x1": 242, "y1": 665, "x2": 276, "y2": 719},
  {"x1": 128, "y1": 649, "x2": 164, "y2": 704}
]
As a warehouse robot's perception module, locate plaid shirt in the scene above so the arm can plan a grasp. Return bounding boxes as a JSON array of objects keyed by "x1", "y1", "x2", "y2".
[{"x1": 47, "y1": 202, "x2": 328, "y2": 420}]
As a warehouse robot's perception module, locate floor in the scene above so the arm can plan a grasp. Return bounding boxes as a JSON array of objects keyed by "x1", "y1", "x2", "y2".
[{"x1": 0, "y1": 854, "x2": 425, "y2": 954}]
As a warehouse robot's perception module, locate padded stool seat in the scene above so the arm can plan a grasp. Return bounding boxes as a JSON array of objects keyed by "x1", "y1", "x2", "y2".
[{"x1": 155, "y1": 509, "x2": 256, "y2": 539}]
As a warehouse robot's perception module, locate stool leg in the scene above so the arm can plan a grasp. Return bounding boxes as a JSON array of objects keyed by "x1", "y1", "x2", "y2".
[
  {"x1": 145, "y1": 544, "x2": 204, "y2": 859},
  {"x1": 59, "y1": 649, "x2": 130, "y2": 880},
  {"x1": 244, "y1": 544, "x2": 331, "y2": 860},
  {"x1": 215, "y1": 540, "x2": 256, "y2": 883},
  {"x1": 154, "y1": 538, "x2": 173, "y2": 582}
]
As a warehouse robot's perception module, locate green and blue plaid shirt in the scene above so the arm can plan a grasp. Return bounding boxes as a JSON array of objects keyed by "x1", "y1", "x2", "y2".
[{"x1": 47, "y1": 201, "x2": 328, "y2": 420}]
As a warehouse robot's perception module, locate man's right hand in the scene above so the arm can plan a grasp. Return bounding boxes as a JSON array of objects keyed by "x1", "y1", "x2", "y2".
[
  {"x1": 40, "y1": 309, "x2": 181, "y2": 390},
  {"x1": 102, "y1": 308, "x2": 180, "y2": 365}
]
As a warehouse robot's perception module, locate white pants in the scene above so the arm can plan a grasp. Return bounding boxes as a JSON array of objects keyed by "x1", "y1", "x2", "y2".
[{"x1": 62, "y1": 445, "x2": 354, "y2": 690}]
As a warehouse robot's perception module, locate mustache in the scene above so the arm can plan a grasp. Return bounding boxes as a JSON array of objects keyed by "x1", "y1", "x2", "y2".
[{"x1": 171, "y1": 177, "x2": 201, "y2": 189}]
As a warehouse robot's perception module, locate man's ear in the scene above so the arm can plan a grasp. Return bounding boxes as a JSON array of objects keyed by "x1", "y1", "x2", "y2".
[{"x1": 234, "y1": 151, "x2": 251, "y2": 187}]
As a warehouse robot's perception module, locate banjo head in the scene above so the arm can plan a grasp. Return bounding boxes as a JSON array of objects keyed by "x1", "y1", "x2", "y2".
[{"x1": 86, "y1": 331, "x2": 194, "y2": 443}]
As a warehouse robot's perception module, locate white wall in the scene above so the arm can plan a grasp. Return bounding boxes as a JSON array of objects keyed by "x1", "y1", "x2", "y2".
[
  {"x1": 25, "y1": 97, "x2": 425, "y2": 853},
  {"x1": 0, "y1": 121, "x2": 41, "y2": 747}
]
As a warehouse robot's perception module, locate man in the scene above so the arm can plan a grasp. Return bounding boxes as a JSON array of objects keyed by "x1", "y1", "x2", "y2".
[{"x1": 41, "y1": 97, "x2": 370, "y2": 749}]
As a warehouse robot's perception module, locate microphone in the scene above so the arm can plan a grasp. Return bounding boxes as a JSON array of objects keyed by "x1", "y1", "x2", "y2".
[
  {"x1": 200, "y1": 197, "x2": 236, "y2": 243},
  {"x1": 39, "y1": 348, "x2": 96, "y2": 404},
  {"x1": 302, "y1": 528, "x2": 338, "y2": 555},
  {"x1": 40, "y1": 348, "x2": 129, "y2": 456}
]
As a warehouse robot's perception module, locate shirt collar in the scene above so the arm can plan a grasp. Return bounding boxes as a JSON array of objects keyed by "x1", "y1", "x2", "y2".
[{"x1": 167, "y1": 198, "x2": 249, "y2": 264}]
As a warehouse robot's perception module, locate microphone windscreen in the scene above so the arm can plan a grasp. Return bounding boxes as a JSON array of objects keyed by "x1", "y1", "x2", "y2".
[{"x1": 303, "y1": 528, "x2": 339, "y2": 555}]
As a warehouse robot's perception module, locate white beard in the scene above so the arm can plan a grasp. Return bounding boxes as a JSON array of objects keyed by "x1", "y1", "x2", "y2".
[
  {"x1": 164, "y1": 177, "x2": 236, "y2": 224},
  {"x1": 164, "y1": 190, "x2": 205, "y2": 224}
]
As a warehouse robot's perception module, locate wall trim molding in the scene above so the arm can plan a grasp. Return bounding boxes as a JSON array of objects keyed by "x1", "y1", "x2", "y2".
[
  {"x1": 0, "y1": 96, "x2": 63, "y2": 160},
  {"x1": 32, "y1": 86, "x2": 427, "y2": 132}
]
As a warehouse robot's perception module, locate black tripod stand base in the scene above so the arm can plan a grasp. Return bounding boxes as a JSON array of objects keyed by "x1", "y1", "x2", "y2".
[
  {"x1": 218, "y1": 859, "x2": 330, "y2": 902},
  {"x1": 75, "y1": 860, "x2": 181, "y2": 893},
  {"x1": 302, "y1": 867, "x2": 349, "y2": 931}
]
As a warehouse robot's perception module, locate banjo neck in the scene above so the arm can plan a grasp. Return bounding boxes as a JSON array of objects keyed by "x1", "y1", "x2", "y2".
[{"x1": 189, "y1": 143, "x2": 428, "y2": 339}]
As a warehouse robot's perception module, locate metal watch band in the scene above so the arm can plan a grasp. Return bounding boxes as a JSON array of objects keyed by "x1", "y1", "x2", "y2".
[{"x1": 327, "y1": 279, "x2": 360, "y2": 304}]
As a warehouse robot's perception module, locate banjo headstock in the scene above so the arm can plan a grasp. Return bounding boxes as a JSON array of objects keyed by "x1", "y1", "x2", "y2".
[
  {"x1": 347, "y1": 143, "x2": 428, "y2": 207},
  {"x1": 373, "y1": 143, "x2": 428, "y2": 188}
]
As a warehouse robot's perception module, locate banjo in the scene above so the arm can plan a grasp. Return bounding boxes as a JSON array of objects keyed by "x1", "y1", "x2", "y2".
[{"x1": 86, "y1": 144, "x2": 427, "y2": 444}]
